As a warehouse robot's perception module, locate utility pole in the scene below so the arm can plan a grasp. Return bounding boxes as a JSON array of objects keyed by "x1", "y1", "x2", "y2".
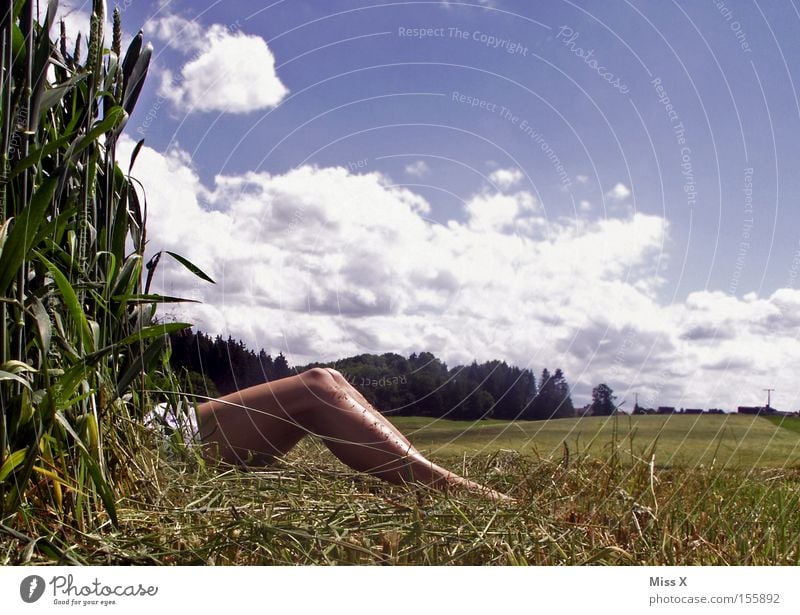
[{"x1": 763, "y1": 388, "x2": 775, "y2": 411}]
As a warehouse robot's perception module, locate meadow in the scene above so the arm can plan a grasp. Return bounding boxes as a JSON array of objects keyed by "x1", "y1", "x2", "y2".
[
  {"x1": 4, "y1": 414, "x2": 798, "y2": 565},
  {"x1": 393, "y1": 413, "x2": 800, "y2": 468}
]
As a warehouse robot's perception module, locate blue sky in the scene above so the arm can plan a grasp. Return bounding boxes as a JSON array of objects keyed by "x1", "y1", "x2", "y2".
[{"x1": 60, "y1": 1, "x2": 800, "y2": 409}]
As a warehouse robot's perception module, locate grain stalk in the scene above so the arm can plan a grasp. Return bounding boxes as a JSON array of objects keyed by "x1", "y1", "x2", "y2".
[{"x1": 0, "y1": 0, "x2": 208, "y2": 538}]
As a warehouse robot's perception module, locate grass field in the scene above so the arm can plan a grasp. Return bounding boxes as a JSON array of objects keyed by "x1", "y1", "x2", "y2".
[
  {"x1": 4, "y1": 413, "x2": 799, "y2": 565},
  {"x1": 764, "y1": 415, "x2": 800, "y2": 436},
  {"x1": 392, "y1": 414, "x2": 800, "y2": 469}
]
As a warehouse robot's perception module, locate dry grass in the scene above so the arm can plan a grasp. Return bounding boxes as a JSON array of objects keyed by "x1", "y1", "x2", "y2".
[{"x1": 3, "y1": 434, "x2": 799, "y2": 565}]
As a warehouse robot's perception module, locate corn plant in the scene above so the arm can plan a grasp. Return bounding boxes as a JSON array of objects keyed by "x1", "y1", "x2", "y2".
[{"x1": 0, "y1": 0, "x2": 204, "y2": 537}]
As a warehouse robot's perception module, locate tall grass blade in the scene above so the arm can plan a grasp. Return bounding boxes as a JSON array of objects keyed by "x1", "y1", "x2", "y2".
[
  {"x1": 164, "y1": 251, "x2": 216, "y2": 284},
  {"x1": 0, "y1": 175, "x2": 58, "y2": 290},
  {"x1": 1, "y1": 7, "x2": 202, "y2": 544},
  {"x1": 37, "y1": 251, "x2": 95, "y2": 353}
]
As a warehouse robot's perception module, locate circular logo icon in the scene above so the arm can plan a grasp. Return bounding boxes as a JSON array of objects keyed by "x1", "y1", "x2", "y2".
[{"x1": 20, "y1": 575, "x2": 46, "y2": 603}]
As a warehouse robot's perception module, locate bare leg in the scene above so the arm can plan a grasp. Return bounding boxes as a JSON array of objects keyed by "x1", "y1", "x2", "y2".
[
  {"x1": 322, "y1": 368, "x2": 413, "y2": 448},
  {"x1": 195, "y1": 368, "x2": 511, "y2": 501}
]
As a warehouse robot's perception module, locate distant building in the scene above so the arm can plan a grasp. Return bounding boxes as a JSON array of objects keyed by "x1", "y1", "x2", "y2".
[
  {"x1": 657, "y1": 406, "x2": 676, "y2": 414},
  {"x1": 707, "y1": 408, "x2": 725, "y2": 414},
  {"x1": 684, "y1": 408, "x2": 703, "y2": 414},
  {"x1": 737, "y1": 406, "x2": 799, "y2": 416}
]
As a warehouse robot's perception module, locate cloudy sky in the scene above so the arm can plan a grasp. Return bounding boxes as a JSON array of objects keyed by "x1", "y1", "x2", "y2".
[{"x1": 61, "y1": 1, "x2": 800, "y2": 409}]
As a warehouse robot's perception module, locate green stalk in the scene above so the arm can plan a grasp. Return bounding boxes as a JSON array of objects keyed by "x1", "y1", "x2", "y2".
[
  {"x1": 0, "y1": 0, "x2": 12, "y2": 516},
  {"x1": 0, "y1": 0, "x2": 203, "y2": 540},
  {"x1": 14, "y1": 0, "x2": 33, "y2": 376},
  {"x1": 0, "y1": 2, "x2": 11, "y2": 209}
]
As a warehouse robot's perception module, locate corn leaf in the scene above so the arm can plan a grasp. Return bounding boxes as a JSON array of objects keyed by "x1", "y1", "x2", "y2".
[
  {"x1": 128, "y1": 138, "x2": 145, "y2": 173},
  {"x1": 111, "y1": 293, "x2": 200, "y2": 304},
  {"x1": 36, "y1": 252, "x2": 96, "y2": 353},
  {"x1": 116, "y1": 334, "x2": 166, "y2": 397},
  {"x1": 54, "y1": 411, "x2": 118, "y2": 527},
  {"x1": 37, "y1": 72, "x2": 88, "y2": 116},
  {"x1": 0, "y1": 175, "x2": 59, "y2": 291},
  {"x1": 28, "y1": 0, "x2": 59, "y2": 132},
  {"x1": 0, "y1": 449, "x2": 29, "y2": 482},
  {"x1": 122, "y1": 43, "x2": 151, "y2": 116},
  {"x1": 117, "y1": 322, "x2": 191, "y2": 347},
  {"x1": 165, "y1": 251, "x2": 216, "y2": 284},
  {"x1": 67, "y1": 105, "x2": 125, "y2": 159},
  {"x1": 0, "y1": 371, "x2": 32, "y2": 390}
]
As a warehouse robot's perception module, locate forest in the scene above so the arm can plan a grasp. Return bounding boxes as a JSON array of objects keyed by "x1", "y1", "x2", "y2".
[{"x1": 168, "y1": 329, "x2": 580, "y2": 421}]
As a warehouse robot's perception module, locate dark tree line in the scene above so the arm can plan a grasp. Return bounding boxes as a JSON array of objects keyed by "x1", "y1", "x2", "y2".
[
  {"x1": 169, "y1": 330, "x2": 578, "y2": 421},
  {"x1": 169, "y1": 330, "x2": 291, "y2": 398}
]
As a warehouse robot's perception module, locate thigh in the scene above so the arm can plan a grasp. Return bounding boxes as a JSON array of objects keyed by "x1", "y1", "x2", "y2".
[{"x1": 196, "y1": 374, "x2": 313, "y2": 466}]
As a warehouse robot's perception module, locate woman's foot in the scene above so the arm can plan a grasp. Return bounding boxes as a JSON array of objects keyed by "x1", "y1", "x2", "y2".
[{"x1": 451, "y1": 475, "x2": 516, "y2": 503}]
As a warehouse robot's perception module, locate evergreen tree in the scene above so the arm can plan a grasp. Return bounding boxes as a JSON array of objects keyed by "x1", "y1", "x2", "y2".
[
  {"x1": 551, "y1": 369, "x2": 575, "y2": 418},
  {"x1": 258, "y1": 350, "x2": 274, "y2": 379},
  {"x1": 532, "y1": 368, "x2": 555, "y2": 420},
  {"x1": 516, "y1": 368, "x2": 539, "y2": 420},
  {"x1": 273, "y1": 353, "x2": 291, "y2": 379}
]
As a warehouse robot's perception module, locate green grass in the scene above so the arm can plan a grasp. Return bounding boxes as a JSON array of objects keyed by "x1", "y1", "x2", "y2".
[
  {"x1": 764, "y1": 415, "x2": 800, "y2": 436},
  {"x1": 391, "y1": 414, "x2": 800, "y2": 469},
  {"x1": 3, "y1": 417, "x2": 800, "y2": 565}
]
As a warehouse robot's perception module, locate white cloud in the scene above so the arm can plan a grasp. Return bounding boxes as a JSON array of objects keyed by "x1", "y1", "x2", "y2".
[
  {"x1": 656, "y1": 288, "x2": 800, "y2": 408},
  {"x1": 404, "y1": 161, "x2": 430, "y2": 178},
  {"x1": 488, "y1": 167, "x2": 524, "y2": 190},
  {"x1": 579, "y1": 200, "x2": 592, "y2": 212},
  {"x1": 607, "y1": 182, "x2": 632, "y2": 201},
  {"x1": 465, "y1": 190, "x2": 537, "y2": 231},
  {"x1": 119, "y1": 136, "x2": 800, "y2": 409},
  {"x1": 575, "y1": 174, "x2": 589, "y2": 184},
  {"x1": 152, "y1": 15, "x2": 288, "y2": 113},
  {"x1": 150, "y1": 13, "x2": 205, "y2": 46}
]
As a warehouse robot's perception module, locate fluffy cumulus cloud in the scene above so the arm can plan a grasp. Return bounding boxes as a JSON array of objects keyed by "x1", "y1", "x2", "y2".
[
  {"x1": 465, "y1": 190, "x2": 538, "y2": 231},
  {"x1": 119, "y1": 136, "x2": 800, "y2": 409},
  {"x1": 607, "y1": 182, "x2": 632, "y2": 201},
  {"x1": 488, "y1": 167, "x2": 524, "y2": 191},
  {"x1": 150, "y1": 14, "x2": 205, "y2": 43},
  {"x1": 152, "y1": 15, "x2": 288, "y2": 113}
]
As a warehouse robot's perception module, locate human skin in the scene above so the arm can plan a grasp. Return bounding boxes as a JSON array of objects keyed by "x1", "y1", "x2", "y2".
[{"x1": 195, "y1": 367, "x2": 512, "y2": 501}]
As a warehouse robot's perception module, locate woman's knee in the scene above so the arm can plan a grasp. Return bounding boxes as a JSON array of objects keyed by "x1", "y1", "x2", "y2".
[
  {"x1": 299, "y1": 367, "x2": 338, "y2": 396},
  {"x1": 324, "y1": 367, "x2": 347, "y2": 383}
]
